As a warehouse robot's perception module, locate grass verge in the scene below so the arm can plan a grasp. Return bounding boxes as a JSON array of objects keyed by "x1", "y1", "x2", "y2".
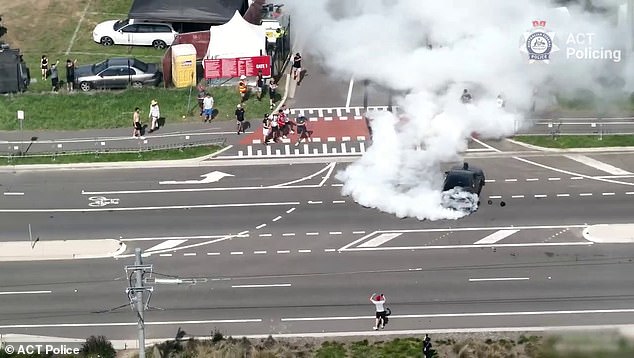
[
  {"x1": 1, "y1": 145, "x2": 220, "y2": 165},
  {"x1": 514, "y1": 135, "x2": 634, "y2": 149}
]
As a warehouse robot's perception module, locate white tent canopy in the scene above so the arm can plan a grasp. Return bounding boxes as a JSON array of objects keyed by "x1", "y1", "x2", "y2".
[{"x1": 204, "y1": 10, "x2": 267, "y2": 60}]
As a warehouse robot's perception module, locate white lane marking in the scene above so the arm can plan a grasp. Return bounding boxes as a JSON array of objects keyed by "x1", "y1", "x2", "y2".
[
  {"x1": 564, "y1": 154, "x2": 632, "y2": 175},
  {"x1": 332, "y1": 200, "x2": 346, "y2": 204},
  {"x1": 0, "y1": 202, "x2": 302, "y2": 213},
  {"x1": 159, "y1": 254, "x2": 173, "y2": 257},
  {"x1": 557, "y1": 194, "x2": 570, "y2": 197},
  {"x1": 359, "y1": 233, "x2": 403, "y2": 248},
  {"x1": 473, "y1": 230, "x2": 519, "y2": 245},
  {"x1": 307, "y1": 232, "x2": 319, "y2": 236},
  {"x1": 331, "y1": 183, "x2": 344, "y2": 187},
  {"x1": 254, "y1": 251, "x2": 267, "y2": 254},
  {"x1": 470, "y1": 137, "x2": 502, "y2": 152},
  {"x1": 504, "y1": 179, "x2": 517, "y2": 182},
  {"x1": 271, "y1": 163, "x2": 336, "y2": 188},
  {"x1": 146, "y1": 239, "x2": 187, "y2": 252},
  {"x1": 511, "y1": 195, "x2": 525, "y2": 199},
  {"x1": 298, "y1": 249, "x2": 312, "y2": 253},
  {"x1": 488, "y1": 195, "x2": 502, "y2": 199},
  {"x1": 353, "y1": 231, "x2": 366, "y2": 234},
  {"x1": 282, "y1": 233, "x2": 295, "y2": 237},
  {"x1": 308, "y1": 200, "x2": 323, "y2": 204},
  {"x1": 345, "y1": 77, "x2": 354, "y2": 109},
  {"x1": 207, "y1": 253, "x2": 220, "y2": 256},
  {"x1": 0, "y1": 319, "x2": 262, "y2": 329},
  {"x1": 513, "y1": 157, "x2": 634, "y2": 187},
  {"x1": 0, "y1": 291, "x2": 51, "y2": 295},
  {"x1": 485, "y1": 179, "x2": 496, "y2": 183},
  {"x1": 580, "y1": 193, "x2": 593, "y2": 196},
  {"x1": 324, "y1": 249, "x2": 336, "y2": 252},
  {"x1": 280, "y1": 308, "x2": 634, "y2": 322},
  {"x1": 341, "y1": 242, "x2": 593, "y2": 252},
  {"x1": 256, "y1": 224, "x2": 267, "y2": 229},
  {"x1": 571, "y1": 176, "x2": 584, "y2": 180},
  {"x1": 277, "y1": 250, "x2": 290, "y2": 254},
  {"x1": 469, "y1": 277, "x2": 530, "y2": 282},
  {"x1": 183, "y1": 253, "x2": 196, "y2": 257},
  {"x1": 230, "y1": 252, "x2": 244, "y2": 255},
  {"x1": 3, "y1": 192, "x2": 24, "y2": 196},
  {"x1": 602, "y1": 192, "x2": 615, "y2": 196},
  {"x1": 259, "y1": 234, "x2": 272, "y2": 237},
  {"x1": 548, "y1": 177, "x2": 561, "y2": 181},
  {"x1": 534, "y1": 194, "x2": 548, "y2": 198},
  {"x1": 232, "y1": 284, "x2": 291, "y2": 288},
  {"x1": 329, "y1": 231, "x2": 342, "y2": 235},
  {"x1": 286, "y1": 208, "x2": 296, "y2": 214},
  {"x1": 122, "y1": 234, "x2": 243, "y2": 242},
  {"x1": 123, "y1": 231, "x2": 248, "y2": 257},
  {"x1": 272, "y1": 216, "x2": 282, "y2": 222},
  {"x1": 65, "y1": 0, "x2": 92, "y2": 54},
  {"x1": 526, "y1": 178, "x2": 539, "y2": 182},
  {"x1": 627, "y1": 192, "x2": 634, "y2": 195}
]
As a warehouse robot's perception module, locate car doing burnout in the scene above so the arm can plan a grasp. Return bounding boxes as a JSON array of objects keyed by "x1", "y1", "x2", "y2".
[
  {"x1": 92, "y1": 19, "x2": 177, "y2": 49},
  {"x1": 441, "y1": 163, "x2": 486, "y2": 213},
  {"x1": 74, "y1": 58, "x2": 162, "y2": 92}
]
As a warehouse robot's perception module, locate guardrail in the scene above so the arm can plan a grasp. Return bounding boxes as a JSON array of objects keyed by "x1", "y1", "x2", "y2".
[{"x1": 518, "y1": 116, "x2": 634, "y2": 139}]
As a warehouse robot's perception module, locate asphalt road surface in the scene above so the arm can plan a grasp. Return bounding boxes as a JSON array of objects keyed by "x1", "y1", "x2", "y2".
[{"x1": 1, "y1": 150, "x2": 634, "y2": 341}]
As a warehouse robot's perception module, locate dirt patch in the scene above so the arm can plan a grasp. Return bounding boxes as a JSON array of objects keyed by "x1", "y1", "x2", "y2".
[{"x1": 0, "y1": 0, "x2": 53, "y2": 48}]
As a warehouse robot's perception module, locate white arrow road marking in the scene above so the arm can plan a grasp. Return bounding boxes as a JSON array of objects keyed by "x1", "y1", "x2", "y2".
[
  {"x1": 473, "y1": 230, "x2": 520, "y2": 245},
  {"x1": 159, "y1": 171, "x2": 234, "y2": 185}
]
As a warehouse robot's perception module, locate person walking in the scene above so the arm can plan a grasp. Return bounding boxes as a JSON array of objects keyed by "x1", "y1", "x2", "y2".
[
  {"x1": 460, "y1": 89, "x2": 472, "y2": 104},
  {"x1": 40, "y1": 55, "x2": 49, "y2": 81},
  {"x1": 268, "y1": 78, "x2": 278, "y2": 110},
  {"x1": 149, "y1": 99, "x2": 160, "y2": 132},
  {"x1": 295, "y1": 115, "x2": 312, "y2": 146},
  {"x1": 292, "y1": 53, "x2": 302, "y2": 81},
  {"x1": 202, "y1": 92, "x2": 214, "y2": 122},
  {"x1": 262, "y1": 113, "x2": 271, "y2": 143},
  {"x1": 132, "y1": 107, "x2": 142, "y2": 138},
  {"x1": 256, "y1": 70, "x2": 264, "y2": 101},
  {"x1": 197, "y1": 86, "x2": 206, "y2": 117},
  {"x1": 370, "y1": 293, "x2": 387, "y2": 330},
  {"x1": 238, "y1": 75, "x2": 248, "y2": 103},
  {"x1": 235, "y1": 104, "x2": 246, "y2": 135},
  {"x1": 65, "y1": 59, "x2": 77, "y2": 92}
]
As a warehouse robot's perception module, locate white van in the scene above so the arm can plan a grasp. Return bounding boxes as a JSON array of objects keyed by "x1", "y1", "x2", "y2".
[{"x1": 93, "y1": 19, "x2": 178, "y2": 49}]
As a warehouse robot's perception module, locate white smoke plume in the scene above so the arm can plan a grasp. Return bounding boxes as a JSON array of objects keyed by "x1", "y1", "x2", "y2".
[{"x1": 285, "y1": 0, "x2": 633, "y2": 220}]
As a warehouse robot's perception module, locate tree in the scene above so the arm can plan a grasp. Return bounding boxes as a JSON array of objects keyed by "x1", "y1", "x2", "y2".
[{"x1": 80, "y1": 335, "x2": 116, "y2": 358}]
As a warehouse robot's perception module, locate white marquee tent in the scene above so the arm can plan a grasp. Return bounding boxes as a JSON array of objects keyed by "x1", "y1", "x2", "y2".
[{"x1": 204, "y1": 10, "x2": 267, "y2": 60}]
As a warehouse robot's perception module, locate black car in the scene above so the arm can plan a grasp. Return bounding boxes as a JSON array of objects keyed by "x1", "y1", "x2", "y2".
[
  {"x1": 442, "y1": 163, "x2": 486, "y2": 195},
  {"x1": 74, "y1": 57, "x2": 162, "y2": 92}
]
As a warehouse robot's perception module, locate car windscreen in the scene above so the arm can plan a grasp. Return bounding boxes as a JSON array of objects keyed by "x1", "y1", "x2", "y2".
[
  {"x1": 113, "y1": 19, "x2": 130, "y2": 31},
  {"x1": 443, "y1": 174, "x2": 473, "y2": 191},
  {"x1": 92, "y1": 60, "x2": 108, "y2": 74}
]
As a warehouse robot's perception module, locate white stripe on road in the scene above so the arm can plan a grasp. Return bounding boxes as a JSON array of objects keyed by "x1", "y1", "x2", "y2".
[
  {"x1": 231, "y1": 284, "x2": 291, "y2": 288},
  {"x1": 0, "y1": 290, "x2": 51, "y2": 295},
  {"x1": 3, "y1": 192, "x2": 24, "y2": 196},
  {"x1": 564, "y1": 154, "x2": 632, "y2": 175},
  {"x1": 146, "y1": 239, "x2": 187, "y2": 252},
  {"x1": 345, "y1": 77, "x2": 354, "y2": 109},
  {"x1": 469, "y1": 277, "x2": 530, "y2": 282},
  {"x1": 359, "y1": 233, "x2": 403, "y2": 248},
  {"x1": 341, "y1": 241, "x2": 593, "y2": 252},
  {"x1": 0, "y1": 202, "x2": 302, "y2": 213},
  {"x1": 280, "y1": 308, "x2": 634, "y2": 322},
  {"x1": 473, "y1": 230, "x2": 519, "y2": 245},
  {"x1": 272, "y1": 216, "x2": 282, "y2": 222},
  {"x1": 0, "y1": 319, "x2": 262, "y2": 329}
]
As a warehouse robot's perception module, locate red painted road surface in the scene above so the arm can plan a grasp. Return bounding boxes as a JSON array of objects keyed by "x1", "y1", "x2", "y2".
[{"x1": 239, "y1": 117, "x2": 371, "y2": 145}]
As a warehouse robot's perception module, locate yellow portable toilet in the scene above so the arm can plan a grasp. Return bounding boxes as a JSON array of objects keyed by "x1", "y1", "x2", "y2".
[{"x1": 171, "y1": 43, "x2": 197, "y2": 88}]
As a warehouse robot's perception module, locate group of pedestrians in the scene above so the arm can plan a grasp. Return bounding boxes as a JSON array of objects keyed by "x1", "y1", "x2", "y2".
[
  {"x1": 132, "y1": 99, "x2": 161, "y2": 138},
  {"x1": 40, "y1": 55, "x2": 77, "y2": 92},
  {"x1": 261, "y1": 105, "x2": 312, "y2": 145}
]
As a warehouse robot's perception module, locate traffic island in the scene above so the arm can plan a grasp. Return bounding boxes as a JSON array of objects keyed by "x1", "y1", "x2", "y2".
[
  {"x1": 0, "y1": 239, "x2": 126, "y2": 262},
  {"x1": 582, "y1": 224, "x2": 634, "y2": 243}
]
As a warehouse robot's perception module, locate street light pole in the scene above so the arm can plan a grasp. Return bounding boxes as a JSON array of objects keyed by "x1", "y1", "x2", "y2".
[{"x1": 134, "y1": 248, "x2": 145, "y2": 358}]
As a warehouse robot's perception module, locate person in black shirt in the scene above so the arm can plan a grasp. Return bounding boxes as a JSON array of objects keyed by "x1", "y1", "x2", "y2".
[
  {"x1": 65, "y1": 59, "x2": 77, "y2": 92},
  {"x1": 292, "y1": 53, "x2": 302, "y2": 81},
  {"x1": 256, "y1": 70, "x2": 264, "y2": 101},
  {"x1": 235, "y1": 104, "x2": 246, "y2": 134},
  {"x1": 460, "y1": 89, "x2": 472, "y2": 104}
]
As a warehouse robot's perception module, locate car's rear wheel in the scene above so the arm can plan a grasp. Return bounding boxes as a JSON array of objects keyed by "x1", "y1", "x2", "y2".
[
  {"x1": 152, "y1": 40, "x2": 167, "y2": 49},
  {"x1": 131, "y1": 81, "x2": 143, "y2": 89},
  {"x1": 100, "y1": 36, "x2": 114, "y2": 46},
  {"x1": 79, "y1": 82, "x2": 92, "y2": 92}
]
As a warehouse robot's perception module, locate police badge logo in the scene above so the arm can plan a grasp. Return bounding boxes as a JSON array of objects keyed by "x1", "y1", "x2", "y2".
[{"x1": 520, "y1": 20, "x2": 559, "y2": 64}]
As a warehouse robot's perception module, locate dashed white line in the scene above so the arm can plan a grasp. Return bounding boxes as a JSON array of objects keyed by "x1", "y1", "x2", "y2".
[
  {"x1": 286, "y1": 208, "x2": 296, "y2": 214},
  {"x1": 469, "y1": 277, "x2": 530, "y2": 282},
  {"x1": 282, "y1": 233, "x2": 296, "y2": 237},
  {"x1": 307, "y1": 232, "x2": 319, "y2": 236},
  {"x1": 556, "y1": 194, "x2": 570, "y2": 197},
  {"x1": 548, "y1": 177, "x2": 561, "y2": 181},
  {"x1": 602, "y1": 192, "x2": 615, "y2": 196},
  {"x1": 298, "y1": 249, "x2": 312, "y2": 253},
  {"x1": 485, "y1": 179, "x2": 496, "y2": 183},
  {"x1": 232, "y1": 284, "x2": 291, "y2": 288},
  {"x1": 580, "y1": 193, "x2": 593, "y2": 197},
  {"x1": 511, "y1": 195, "x2": 525, "y2": 199},
  {"x1": 332, "y1": 200, "x2": 346, "y2": 204},
  {"x1": 3, "y1": 192, "x2": 24, "y2": 196},
  {"x1": 254, "y1": 251, "x2": 267, "y2": 255},
  {"x1": 627, "y1": 192, "x2": 634, "y2": 195},
  {"x1": 331, "y1": 184, "x2": 344, "y2": 187},
  {"x1": 159, "y1": 254, "x2": 173, "y2": 257},
  {"x1": 534, "y1": 194, "x2": 548, "y2": 198},
  {"x1": 571, "y1": 177, "x2": 584, "y2": 180},
  {"x1": 259, "y1": 234, "x2": 273, "y2": 237},
  {"x1": 489, "y1": 195, "x2": 502, "y2": 199},
  {"x1": 256, "y1": 224, "x2": 267, "y2": 229},
  {"x1": 353, "y1": 231, "x2": 366, "y2": 234},
  {"x1": 526, "y1": 178, "x2": 539, "y2": 182},
  {"x1": 230, "y1": 251, "x2": 244, "y2": 255},
  {"x1": 207, "y1": 252, "x2": 220, "y2": 256},
  {"x1": 329, "y1": 231, "x2": 343, "y2": 235},
  {"x1": 504, "y1": 179, "x2": 518, "y2": 182},
  {"x1": 324, "y1": 249, "x2": 336, "y2": 252},
  {"x1": 308, "y1": 201, "x2": 323, "y2": 204},
  {"x1": 277, "y1": 250, "x2": 290, "y2": 254},
  {"x1": 183, "y1": 253, "x2": 196, "y2": 256},
  {"x1": 272, "y1": 216, "x2": 282, "y2": 222}
]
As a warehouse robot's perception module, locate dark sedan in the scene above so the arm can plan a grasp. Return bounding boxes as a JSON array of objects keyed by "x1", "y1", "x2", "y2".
[{"x1": 74, "y1": 58, "x2": 162, "y2": 92}]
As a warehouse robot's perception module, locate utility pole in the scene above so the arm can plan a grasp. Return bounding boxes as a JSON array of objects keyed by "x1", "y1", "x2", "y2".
[{"x1": 125, "y1": 248, "x2": 153, "y2": 358}]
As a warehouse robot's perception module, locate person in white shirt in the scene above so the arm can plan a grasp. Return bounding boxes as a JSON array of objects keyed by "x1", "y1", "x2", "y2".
[
  {"x1": 149, "y1": 99, "x2": 160, "y2": 132},
  {"x1": 203, "y1": 93, "x2": 214, "y2": 122},
  {"x1": 370, "y1": 293, "x2": 387, "y2": 330}
]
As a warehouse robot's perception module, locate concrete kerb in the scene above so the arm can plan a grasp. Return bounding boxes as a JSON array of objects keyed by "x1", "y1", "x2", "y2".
[
  {"x1": 0, "y1": 239, "x2": 126, "y2": 262},
  {"x1": 582, "y1": 224, "x2": 634, "y2": 243}
]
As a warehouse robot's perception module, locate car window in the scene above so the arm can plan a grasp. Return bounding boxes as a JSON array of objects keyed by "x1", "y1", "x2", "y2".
[
  {"x1": 118, "y1": 67, "x2": 135, "y2": 76},
  {"x1": 100, "y1": 68, "x2": 121, "y2": 77},
  {"x1": 92, "y1": 60, "x2": 108, "y2": 74},
  {"x1": 443, "y1": 174, "x2": 473, "y2": 190},
  {"x1": 136, "y1": 24, "x2": 155, "y2": 33},
  {"x1": 113, "y1": 19, "x2": 130, "y2": 31},
  {"x1": 121, "y1": 24, "x2": 139, "y2": 33},
  {"x1": 131, "y1": 60, "x2": 148, "y2": 72},
  {"x1": 153, "y1": 25, "x2": 172, "y2": 33}
]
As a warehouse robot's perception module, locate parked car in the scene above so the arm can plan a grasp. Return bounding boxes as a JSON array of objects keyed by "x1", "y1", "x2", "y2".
[
  {"x1": 92, "y1": 19, "x2": 177, "y2": 49},
  {"x1": 441, "y1": 163, "x2": 486, "y2": 213},
  {"x1": 74, "y1": 58, "x2": 162, "y2": 92}
]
